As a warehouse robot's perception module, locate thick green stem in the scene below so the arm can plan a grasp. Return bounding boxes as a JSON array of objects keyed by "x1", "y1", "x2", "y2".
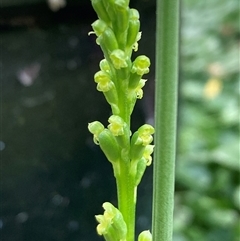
[
  {"x1": 116, "y1": 78, "x2": 135, "y2": 241},
  {"x1": 152, "y1": 0, "x2": 179, "y2": 241},
  {"x1": 116, "y1": 161, "x2": 136, "y2": 241}
]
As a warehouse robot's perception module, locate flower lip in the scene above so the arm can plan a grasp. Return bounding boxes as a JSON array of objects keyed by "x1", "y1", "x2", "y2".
[{"x1": 143, "y1": 145, "x2": 155, "y2": 166}]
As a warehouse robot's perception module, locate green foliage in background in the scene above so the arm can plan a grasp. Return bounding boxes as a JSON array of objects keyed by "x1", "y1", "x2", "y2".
[{"x1": 173, "y1": 0, "x2": 239, "y2": 240}]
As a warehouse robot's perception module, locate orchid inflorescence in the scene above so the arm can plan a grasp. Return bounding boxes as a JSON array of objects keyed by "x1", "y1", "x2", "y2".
[{"x1": 88, "y1": 0, "x2": 154, "y2": 240}]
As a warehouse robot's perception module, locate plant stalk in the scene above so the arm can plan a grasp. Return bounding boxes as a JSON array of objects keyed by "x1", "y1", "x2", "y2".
[
  {"x1": 116, "y1": 161, "x2": 136, "y2": 241},
  {"x1": 152, "y1": 0, "x2": 179, "y2": 241}
]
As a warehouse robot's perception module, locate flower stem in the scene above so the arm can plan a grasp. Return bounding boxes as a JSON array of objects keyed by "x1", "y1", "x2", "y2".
[
  {"x1": 152, "y1": 0, "x2": 179, "y2": 241},
  {"x1": 116, "y1": 160, "x2": 136, "y2": 241}
]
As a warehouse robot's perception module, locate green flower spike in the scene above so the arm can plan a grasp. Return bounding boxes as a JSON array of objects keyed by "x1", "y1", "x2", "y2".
[
  {"x1": 138, "y1": 230, "x2": 152, "y2": 241},
  {"x1": 96, "y1": 202, "x2": 127, "y2": 241},
  {"x1": 88, "y1": 121, "x2": 105, "y2": 144},
  {"x1": 89, "y1": 1, "x2": 153, "y2": 240},
  {"x1": 131, "y1": 55, "x2": 150, "y2": 76}
]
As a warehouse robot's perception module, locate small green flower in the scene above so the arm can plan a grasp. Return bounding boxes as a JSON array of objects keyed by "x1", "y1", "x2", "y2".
[
  {"x1": 110, "y1": 49, "x2": 128, "y2": 69},
  {"x1": 130, "y1": 129, "x2": 154, "y2": 162},
  {"x1": 138, "y1": 230, "x2": 152, "y2": 241},
  {"x1": 135, "y1": 124, "x2": 155, "y2": 146},
  {"x1": 91, "y1": 19, "x2": 107, "y2": 37},
  {"x1": 131, "y1": 55, "x2": 150, "y2": 76},
  {"x1": 88, "y1": 121, "x2": 105, "y2": 144},
  {"x1": 99, "y1": 59, "x2": 111, "y2": 74},
  {"x1": 96, "y1": 202, "x2": 127, "y2": 241},
  {"x1": 108, "y1": 115, "x2": 125, "y2": 136},
  {"x1": 94, "y1": 71, "x2": 114, "y2": 92}
]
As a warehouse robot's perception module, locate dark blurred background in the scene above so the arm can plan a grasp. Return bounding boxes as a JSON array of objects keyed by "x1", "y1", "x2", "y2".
[{"x1": 0, "y1": 0, "x2": 239, "y2": 241}]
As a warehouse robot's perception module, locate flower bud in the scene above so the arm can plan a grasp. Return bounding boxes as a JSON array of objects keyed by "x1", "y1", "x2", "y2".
[
  {"x1": 91, "y1": 19, "x2": 107, "y2": 37},
  {"x1": 134, "y1": 158, "x2": 147, "y2": 186},
  {"x1": 131, "y1": 55, "x2": 150, "y2": 76},
  {"x1": 99, "y1": 59, "x2": 110, "y2": 74},
  {"x1": 102, "y1": 0, "x2": 115, "y2": 21},
  {"x1": 103, "y1": 91, "x2": 120, "y2": 115},
  {"x1": 88, "y1": 121, "x2": 105, "y2": 144},
  {"x1": 113, "y1": 2, "x2": 130, "y2": 48},
  {"x1": 98, "y1": 129, "x2": 120, "y2": 163},
  {"x1": 130, "y1": 131, "x2": 146, "y2": 161},
  {"x1": 91, "y1": 0, "x2": 111, "y2": 24},
  {"x1": 101, "y1": 27, "x2": 119, "y2": 53},
  {"x1": 127, "y1": 8, "x2": 140, "y2": 49},
  {"x1": 114, "y1": 0, "x2": 129, "y2": 9},
  {"x1": 114, "y1": 2, "x2": 129, "y2": 32},
  {"x1": 128, "y1": 72, "x2": 141, "y2": 90},
  {"x1": 138, "y1": 230, "x2": 152, "y2": 241}
]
